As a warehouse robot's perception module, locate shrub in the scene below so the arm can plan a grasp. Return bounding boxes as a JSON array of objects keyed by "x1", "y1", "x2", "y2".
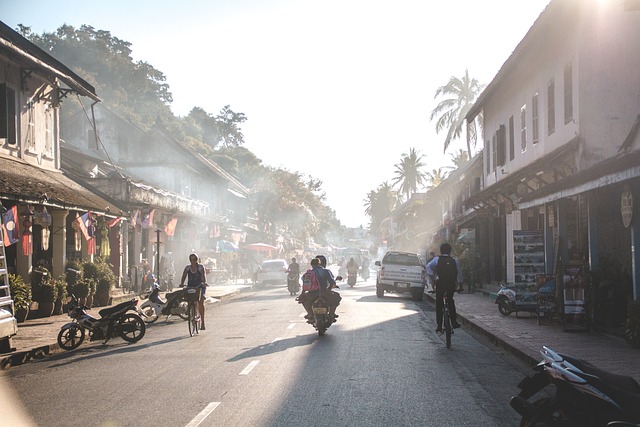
[
  {"x1": 72, "y1": 280, "x2": 90, "y2": 298},
  {"x1": 53, "y1": 275, "x2": 68, "y2": 303},
  {"x1": 8, "y1": 274, "x2": 31, "y2": 311},
  {"x1": 625, "y1": 299, "x2": 640, "y2": 349}
]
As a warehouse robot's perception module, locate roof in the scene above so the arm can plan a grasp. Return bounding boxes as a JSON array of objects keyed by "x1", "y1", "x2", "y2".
[
  {"x1": 0, "y1": 155, "x2": 124, "y2": 216},
  {"x1": 0, "y1": 20, "x2": 99, "y2": 101}
]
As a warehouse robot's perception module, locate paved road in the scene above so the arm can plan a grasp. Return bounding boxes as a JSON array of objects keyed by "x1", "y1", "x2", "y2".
[{"x1": 1, "y1": 276, "x2": 532, "y2": 426}]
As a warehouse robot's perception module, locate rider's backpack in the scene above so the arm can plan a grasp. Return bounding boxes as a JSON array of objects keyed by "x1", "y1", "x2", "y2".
[
  {"x1": 436, "y1": 256, "x2": 458, "y2": 285},
  {"x1": 301, "y1": 269, "x2": 320, "y2": 292}
]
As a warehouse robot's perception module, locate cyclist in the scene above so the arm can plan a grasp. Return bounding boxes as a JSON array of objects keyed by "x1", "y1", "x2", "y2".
[
  {"x1": 426, "y1": 243, "x2": 463, "y2": 333},
  {"x1": 179, "y1": 253, "x2": 207, "y2": 330}
]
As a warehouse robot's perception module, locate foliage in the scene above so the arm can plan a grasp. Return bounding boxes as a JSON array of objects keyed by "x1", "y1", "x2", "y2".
[
  {"x1": 83, "y1": 257, "x2": 115, "y2": 295},
  {"x1": 363, "y1": 182, "x2": 399, "y2": 241},
  {"x1": 425, "y1": 167, "x2": 453, "y2": 190},
  {"x1": 8, "y1": 274, "x2": 31, "y2": 311},
  {"x1": 53, "y1": 275, "x2": 68, "y2": 302},
  {"x1": 34, "y1": 280, "x2": 58, "y2": 303},
  {"x1": 72, "y1": 281, "x2": 91, "y2": 298},
  {"x1": 449, "y1": 149, "x2": 469, "y2": 168},
  {"x1": 430, "y1": 69, "x2": 485, "y2": 155},
  {"x1": 625, "y1": 299, "x2": 640, "y2": 349},
  {"x1": 392, "y1": 148, "x2": 427, "y2": 202}
]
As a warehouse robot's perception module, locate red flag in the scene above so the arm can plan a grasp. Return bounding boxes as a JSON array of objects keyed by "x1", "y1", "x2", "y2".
[
  {"x1": 75, "y1": 212, "x2": 91, "y2": 241},
  {"x1": 164, "y1": 217, "x2": 178, "y2": 236},
  {"x1": 2, "y1": 206, "x2": 19, "y2": 246},
  {"x1": 21, "y1": 217, "x2": 32, "y2": 256},
  {"x1": 107, "y1": 217, "x2": 122, "y2": 227}
]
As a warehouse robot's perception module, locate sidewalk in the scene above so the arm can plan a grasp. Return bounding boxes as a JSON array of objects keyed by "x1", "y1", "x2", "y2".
[
  {"x1": 427, "y1": 291, "x2": 640, "y2": 381},
  {"x1": 0, "y1": 282, "x2": 251, "y2": 369}
]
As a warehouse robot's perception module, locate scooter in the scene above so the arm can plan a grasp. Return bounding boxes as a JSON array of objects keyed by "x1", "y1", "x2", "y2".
[
  {"x1": 57, "y1": 295, "x2": 146, "y2": 350},
  {"x1": 510, "y1": 346, "x2": 640, "y2": 426},
  {"x1": 287, "y1": 272, "x2": 300, "y2": 296},
  {"x1": 137, "y1": 286, "x2": 190, "y2": 324},
  {"x1": 347, "y1": 269, "x2": 357, "y2": 287},
  {"x1": 360, "y1": 265, "x2": 370, "y2": 281},
  {"x1": 496, "y1": 280, "x2": 555, "y2": 317}
]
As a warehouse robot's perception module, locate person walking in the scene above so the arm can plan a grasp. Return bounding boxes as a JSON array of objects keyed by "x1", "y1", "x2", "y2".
[
  {"x1": 426, "y1": 243, "x2": 463, "y2": 333},
  {"x1": 179, "y1": 253, "x2": 208, "y2": 330}
]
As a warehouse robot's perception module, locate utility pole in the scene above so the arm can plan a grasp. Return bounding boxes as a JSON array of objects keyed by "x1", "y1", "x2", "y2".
[{"x1": 155, "y1": 229, "x2": 162, "y2": 286}]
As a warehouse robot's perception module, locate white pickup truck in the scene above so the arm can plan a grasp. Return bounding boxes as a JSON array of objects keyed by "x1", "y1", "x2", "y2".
[{"x1": 375, "y1": 251, "x2": 426, "y2": 301}]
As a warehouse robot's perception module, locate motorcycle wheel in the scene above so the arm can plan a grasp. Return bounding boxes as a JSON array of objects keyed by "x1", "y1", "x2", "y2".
[
  {"x1": 118, "y1": 313, "x2": 146, "y2": 343},
  {"x1": 141, "y1": 306, "x2": 158, "y2": 324},
  {"x1": 177, "y1": 299, "x2": 190, "y2": 320},
  {"x1": 519, "y1": 398, "x2": 563, "y2": 427},
  {"x1": 498, "y1": 299, "x2": 513, "y2": 316},
  {"x1": 57, "y1": 324, "x2": 85, "y2": 350},
  {"x1": 317, "y1": 320, "x2": 327, "y2": 336}
]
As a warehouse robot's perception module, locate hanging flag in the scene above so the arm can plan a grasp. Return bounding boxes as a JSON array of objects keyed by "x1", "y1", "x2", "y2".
[
  {"x1": 131, "y1": 209, "x2": 141, "y2": 227},
  {"x1": 2, "y1": 206, "x2": 19, "y2": 246},
  {"x1": 141, "y1": 209, "x2": 155, "y2": 229},
  {"x1": 107, "y1": 217, "x2": 122, "y2": 227},
  {"x1": 75, "y1": 212, "x2": 91, "y2": 241},
  {"x1": 164, "y1": 217, "x2": 178, "y2": 236},
  {"x1": 21, "y1": 217, "x2": 32, "y2": 256}
]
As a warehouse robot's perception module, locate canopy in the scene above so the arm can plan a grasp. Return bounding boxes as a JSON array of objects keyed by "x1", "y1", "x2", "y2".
[
  {"x1": 215, "y1": 240, "x2": 239, "y2": 253},
  {"x1": 243, "y1": 243, "x2": 278, "y2": 252}
]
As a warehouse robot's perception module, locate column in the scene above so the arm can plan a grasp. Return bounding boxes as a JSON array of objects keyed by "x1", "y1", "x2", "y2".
[
  {"x1": 632, "y1": 220, "x2": 640, "y2": 301},
  {"x1": 51, "y1": 210, "x2": 69, "y2": 277}
]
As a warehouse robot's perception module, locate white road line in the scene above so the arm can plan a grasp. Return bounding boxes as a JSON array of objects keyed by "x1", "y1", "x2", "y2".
[
  {"x1": 269, "y1": 337, "x2": 282, "y2": 346},
  {"x1": 239, "y1": 360, "x2": 260, "y2": 375},
  {"x1": 185, "y1": 401, "x2": 221, "y2": 427},
  {"x1": 287, "y1": 323, "x2": 296, "y2": 330}
]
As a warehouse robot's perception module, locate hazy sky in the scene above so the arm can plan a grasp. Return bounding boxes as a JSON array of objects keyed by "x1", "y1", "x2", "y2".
[{"x1": 2, "y1": 0, "x2": 550, "y2": 228}]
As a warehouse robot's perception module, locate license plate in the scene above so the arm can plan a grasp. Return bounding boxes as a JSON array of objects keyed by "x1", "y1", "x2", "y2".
[
  {"x1": 396, "y1": 283, "x2": 409, "y2": 288},
  {"x1": 313, "y1": 307, "x2": 328, "y2": 314}
]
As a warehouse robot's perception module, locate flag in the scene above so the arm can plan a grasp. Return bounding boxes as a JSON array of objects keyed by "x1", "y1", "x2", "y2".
[
  {"x1": 2, "y1": 206, "x2": 19, "y2": 246},
  {"x1": 107, "y1": 217, "x2": 122, "y2": 227},
  {"x1": 131, "y1": 209, "x2": 141, "y2": 228},
  {"x1": 75, "y1": 212, "x2": 91, "y2": 241},
  {"x1": 141, "y1": 209, "x2": 155, "y2": 229},
  {"x1": 21, "y1": 217, "x2": 32, "y2": 256},
  {"x1": 164, "y1": 217, "x2": 178, "y2": 236}
]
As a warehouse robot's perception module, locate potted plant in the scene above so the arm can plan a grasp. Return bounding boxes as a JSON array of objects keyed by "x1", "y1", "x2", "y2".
[
  {"x1": 53, "y1": 275, "x2": 68, "y2": 315},
  {"x1": 72, "y1": 280, "x2": 90, "y2": 306},
  {"x1": 83, "y1": 257, "x2": 115, "y2": 307},
  {"x1": 86, "y1": 279, "x2": 96, "y2": 308},
  {"x1": 8, "y1": 273, "x2": 31, "y2": 323},
  {"x1": 34, "y1": 276, "x2": 58, "y2": 318}
]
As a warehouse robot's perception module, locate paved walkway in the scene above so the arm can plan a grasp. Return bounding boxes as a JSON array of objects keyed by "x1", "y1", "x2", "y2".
[{"x1": 3, "y1": 284, "x2": 639, "y2": 381}]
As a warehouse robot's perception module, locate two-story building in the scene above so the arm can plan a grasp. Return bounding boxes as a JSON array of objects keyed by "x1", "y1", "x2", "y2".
[{"x1": 465, "y1": 0, "x2": 640, "y2": 328}]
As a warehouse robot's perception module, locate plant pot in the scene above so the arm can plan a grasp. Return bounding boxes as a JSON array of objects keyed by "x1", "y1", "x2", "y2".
[
  {"x1": 38, "y1": 301, "x2": 55, "y2": 318},
  {"x1": 15, "y1": 307, "x2": 29, "y2": 323},
  {"x1": 53, "y1": 300, "x2": 63, "y2": 315},
  {"x1": 94, "y1": 292, "x2": 110, "y2": 307},
  {"x1": 86, "y1": 294, "x2": 94, "y2": 308}
]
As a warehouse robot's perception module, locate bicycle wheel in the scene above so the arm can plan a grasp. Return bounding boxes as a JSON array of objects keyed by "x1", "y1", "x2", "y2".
[
  {"x1": 443, "y1": 308, "x2": 452, "y2": 348},
  {"x1": 188, "y1": 303, "x2": 199, "y2": 336}
]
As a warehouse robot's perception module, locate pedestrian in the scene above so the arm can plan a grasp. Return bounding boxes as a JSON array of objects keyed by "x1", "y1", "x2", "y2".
[
  {"x1": 231, "y1": 255, "x2": 240, "y2": 283},
  {"x1": 426, "y1": 243, "x2": 463, "y2": 333},
  {"x1": 179, "y1": 253, "x2": 208, "y2": 330}
]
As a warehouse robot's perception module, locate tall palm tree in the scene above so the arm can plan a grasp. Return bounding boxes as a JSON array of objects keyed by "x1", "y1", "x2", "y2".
[
  {"x1": 429, "y1": 69, "x2": 485, "y2": 155},
  {"x1": 391, "y1": 148, "x2": 427, "y2": 201},
  {"x1": 363, "y1": 182, "x2": 398, "y2": 234},
  {"x1": 425, "y1": 167, "x2": 452, "y2": 190},
  {"x1": 450, "y1": 149, "x2": 469, "y2": 168}
]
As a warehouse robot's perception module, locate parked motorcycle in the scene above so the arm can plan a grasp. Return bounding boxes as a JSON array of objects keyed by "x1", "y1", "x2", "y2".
[
  {"x1": 138, "y1": 287, "x2": 190, "y2": 324},
  {"x1": 496, "y1": 280, "x2": 555, "y2": 317},
  {"x1": 287, "y1": 272, "x2": 300, "y2": 296},
  {"x1": 510, "y1": 346, "x2": 640, "y2": 426},
  {"x1": 57, "y1": 295, "x2": 146, "y2": 350}
]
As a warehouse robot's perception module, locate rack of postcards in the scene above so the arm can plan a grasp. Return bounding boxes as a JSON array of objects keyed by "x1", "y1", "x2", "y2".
[{"x1": 513, "y1": 230, "x2": 551, "y2": 323}]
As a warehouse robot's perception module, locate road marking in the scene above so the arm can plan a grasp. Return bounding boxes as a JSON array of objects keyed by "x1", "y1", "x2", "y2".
[
  {"x1": 287, "y1": 323, "x2": 296, "y2": 330},
  {"x1": 240, "y1": 360, "x2": 260, "y2": 375},
  {"x1": 269, "y1": 337, "x2": 282, "y2": 346},
  {"x1": 185, "y1": 401, "x2": 221, "y2": 427}
]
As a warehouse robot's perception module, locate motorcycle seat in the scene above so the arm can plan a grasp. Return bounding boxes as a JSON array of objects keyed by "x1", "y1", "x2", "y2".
[
  {"x1": 98, "y1": 300, "x2": 136, "y2": 318},
  {"x1": 165, "y1": 289, "x2": 185, "y2": 299},
  {"x1": 583, "y1": 374, "x2": 640, "y2": 421},
  {"x1": 563, "y1": 354, "x2": 640, "y2": 393}
]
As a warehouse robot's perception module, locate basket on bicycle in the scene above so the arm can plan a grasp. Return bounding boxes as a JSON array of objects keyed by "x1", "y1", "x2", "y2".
[{"x1": 184, "y1": 287, "x2": 202, "y2": 301}]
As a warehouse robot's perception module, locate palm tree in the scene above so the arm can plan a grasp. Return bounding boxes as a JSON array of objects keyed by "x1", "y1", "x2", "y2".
[
  {"x1": 450, "y1": 149, "x2": 469, "y2": 168},
  {"x1": 429, "y1": 69, "x2": 485, "y2": 155},
  {"x1": 364, "y1": 182, "x2": 398, "y2": 236},
  {"x1": 425, "y1": 167, "x2": 452, "y2": 190},
  {"x1": 391, "y1": 148, "x2": 427, "y2": 201}
]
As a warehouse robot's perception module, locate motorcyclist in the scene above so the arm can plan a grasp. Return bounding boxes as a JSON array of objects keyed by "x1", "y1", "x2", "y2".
[
  {"x1": 346, "y1": 257, "x2": 359, "y2": 280},
  {"x1": 287, "y1": 257, "x2": 300, "y2": 275},
  {"x1": 315, "y1": 255, "x2": 342, "y2": 320}
]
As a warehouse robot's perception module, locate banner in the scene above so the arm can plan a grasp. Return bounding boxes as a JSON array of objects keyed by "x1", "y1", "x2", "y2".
[
  {"x1": 141, "y1": 209, "x2": 155, "y2": 229},
  {"x1": 164, "y1": 217, "x2": 178, "y2": 236},
  {"x1": 2, "y1": 206, "x2": 19, "y2": 246},
  {"x1": 75, "y1": 212, "x2": 91, "y2": 241}
]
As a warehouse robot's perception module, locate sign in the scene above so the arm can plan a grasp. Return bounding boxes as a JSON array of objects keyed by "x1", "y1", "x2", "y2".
[{"x1": 621, "y1": 184, "x2": 633, "y2": 228}]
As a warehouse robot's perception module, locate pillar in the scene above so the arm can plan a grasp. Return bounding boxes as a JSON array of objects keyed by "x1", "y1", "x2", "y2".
[{"x1": 51, "y1": 210, "x2": 68, "y2": 278}]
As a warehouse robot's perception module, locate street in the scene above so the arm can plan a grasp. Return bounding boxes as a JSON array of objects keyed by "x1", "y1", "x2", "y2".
[{"x1": 1, "y1": 271, "x2": 531, "y2": 427}]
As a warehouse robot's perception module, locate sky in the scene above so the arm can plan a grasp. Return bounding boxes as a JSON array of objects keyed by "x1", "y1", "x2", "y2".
[{"x1": 1, "y1": 0, "x2": 551, "y2": 228}]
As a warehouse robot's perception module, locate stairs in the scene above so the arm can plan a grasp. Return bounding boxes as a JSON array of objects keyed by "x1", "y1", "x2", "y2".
[{"x1": 0, "y1": 225, "x2": 18, "y2": 353}]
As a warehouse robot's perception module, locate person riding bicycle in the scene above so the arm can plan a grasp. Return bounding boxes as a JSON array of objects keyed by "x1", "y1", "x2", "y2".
[
  {"x1": 426, "y1": 243, "x2": 463, "y2": 333},
  {"x1": 179, "y1": 253, "x2": 208, "y2": 330}
]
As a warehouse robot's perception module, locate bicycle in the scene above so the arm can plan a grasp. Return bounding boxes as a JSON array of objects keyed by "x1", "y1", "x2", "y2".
[
  {"x1": 184, "y1": 287, "x2": 202, "y2": 336},
  {"x1": 429, "y1": 285, "x2": 461, "y2": 349}
]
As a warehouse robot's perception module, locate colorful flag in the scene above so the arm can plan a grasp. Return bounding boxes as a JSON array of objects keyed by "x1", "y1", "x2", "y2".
[
  {"x1": 164, "y1": 217, "x2": 178, "y2": 236},
  {"x1": 141, "y1": 209, "x2": 155, "y2": 229},
  {"x1": 131, "y1": 209, "x2": 141, "y2": 227},
  {"x1": 107, "y1": 217, "x2": 122, "y2": 228},
  {"x1": 2, "y1": 206, "x2": 19, "y2": 246},
  {"x1": 75, "y1": 212, "x2": 91, "y2": 241}
]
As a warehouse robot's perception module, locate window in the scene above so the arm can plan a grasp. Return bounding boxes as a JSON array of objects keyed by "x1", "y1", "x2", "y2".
[
  {"x1": 520, "y1": 104, "x2": 527, "y2": 151},
  {"x1": 532, "y1": 92, "x2": 539, "y2": 144},
  {"x1": 485, "y1": 140, "x2": 491, "y2": 175},
  {"x1": 0, "y1": 84, "x2": 17, "y2": 145},
  {"x1": 509, "y1": 116, "x2": 515, "y2": 160},
  {"x1": 26, "y1": 101, "x2": 36, "y2": 151},
  {"x1": 44, "y1": 105, "x2": 54, "y2": 157},
  {"x1": 564, "y1": 63, "x2": 573, "y2": 124},
  {"x1": 497, "y1": 124, "x2": 506, "y2": 167},
  {"x1": 547, "y1": 79, "x2": 555, "y2": 135},
  {"x1": 492, "y1": 134, "x2": 497, "y2": 171}
]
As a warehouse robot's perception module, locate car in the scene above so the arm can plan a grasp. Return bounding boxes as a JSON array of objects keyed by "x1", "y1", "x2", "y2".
[
  {"x1": 256, "y1": 259, "x2": 288, "y2": 285},
  {"x1": 375, "y1": 251, "x2": 426, "y2": 301}
]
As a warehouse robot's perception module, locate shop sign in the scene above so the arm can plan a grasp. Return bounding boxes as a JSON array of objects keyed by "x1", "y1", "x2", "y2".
[{"x1": 621, "y1": 184, "x2": 633, "y2": 228}]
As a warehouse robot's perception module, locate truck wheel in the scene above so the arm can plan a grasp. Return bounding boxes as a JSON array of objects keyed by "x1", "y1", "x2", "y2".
[
  {"x1": 376, "y1": 286, "x2": 384, "y2": 298},
  {"x1": 0, "y1": 337, "x2": 12, "y2": 353},
  {"x1": 412, "y1": 289, "x2": 424, "y2": 301}
]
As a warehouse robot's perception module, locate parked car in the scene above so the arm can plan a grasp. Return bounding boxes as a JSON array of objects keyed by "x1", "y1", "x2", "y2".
[
  {"x1": 256, "y1": 259, "x2": 288, "y2": 285},
  {"x1": 375, "y1": 251, "x2": 426, "y2": 301}
]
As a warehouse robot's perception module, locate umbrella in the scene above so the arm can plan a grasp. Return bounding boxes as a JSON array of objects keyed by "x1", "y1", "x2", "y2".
[
  {"x1": 243, "y1": 243, "x2": 278, "y2": 252},
  {"x1": 216, "y1": 240, "x2": 239, "y2": 253}
]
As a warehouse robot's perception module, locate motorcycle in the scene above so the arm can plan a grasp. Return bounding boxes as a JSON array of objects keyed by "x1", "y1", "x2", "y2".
[
  {"x1": 309, "y1": 288, "x2": 336, "y2": 336},
  {"x1": 137, "y1": 287, "x2": 190, "y2": 324},
  {"x1": 496, "y1": 280, "x2": 555, "y2": 317},
  {"x1": 287, "y1": 272, "x2": 300, "y2": 296},
  {"x1": 57, "y1": 295, "x2": 146, "y2": 350},
  {"x1": 347, "y1": 269, "x2": 357, "y2": 287},
  {"x1": 360, "y1": 265, "x2": 370, "y2": 281},
  {"x1": 510, "y1": 346, "x2": 640, "y2": 426}
]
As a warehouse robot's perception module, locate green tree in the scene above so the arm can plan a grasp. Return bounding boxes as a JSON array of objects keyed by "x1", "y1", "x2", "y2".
[
  {"x1": 391, "y1": 148, "x2": 427, "y2": 202},
  {"x1": 364, "y1": 182, "x2": 398, "y2": 240},
  {"x1": 425, "y1": 167, "x2": 452, "y2": 189},
  {"x1": 429, "y1": 69, "x2": 485, "y2": 155},
  {"x1": 449, "y1": 149, "x2": 469, "y2": 168}
]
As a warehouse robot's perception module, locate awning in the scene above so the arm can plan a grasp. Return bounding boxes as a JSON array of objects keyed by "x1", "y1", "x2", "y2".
[
  {"x1": 0, "y1": 155, "x2": 124, "y2": 216},
  {"x1": 227, "y1": 188, "x2": 247, "y2": 199}
]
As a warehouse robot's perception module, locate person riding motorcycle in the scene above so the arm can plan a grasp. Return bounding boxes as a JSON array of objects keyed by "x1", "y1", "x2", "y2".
[
  {"x1": 346, "y1": 257, "x2": 359, "y2": 276},
  {"x1": 287, "y1": 257, "x2": 300, "y2": 275},
  {"x1": 315, "y1": 255, "x2": 342, "y2": 320},
  {"x1": 298, "y1": 256, "x2": 341, "y2": 322}
]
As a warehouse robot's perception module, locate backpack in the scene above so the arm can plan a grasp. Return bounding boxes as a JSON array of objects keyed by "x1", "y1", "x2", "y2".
[
  {"x1": 436, "y1": 256, "x2": 458, "y2": 285},
  {"x1": 301, "y1": 269, "x2": 320, "y2": 292}
]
